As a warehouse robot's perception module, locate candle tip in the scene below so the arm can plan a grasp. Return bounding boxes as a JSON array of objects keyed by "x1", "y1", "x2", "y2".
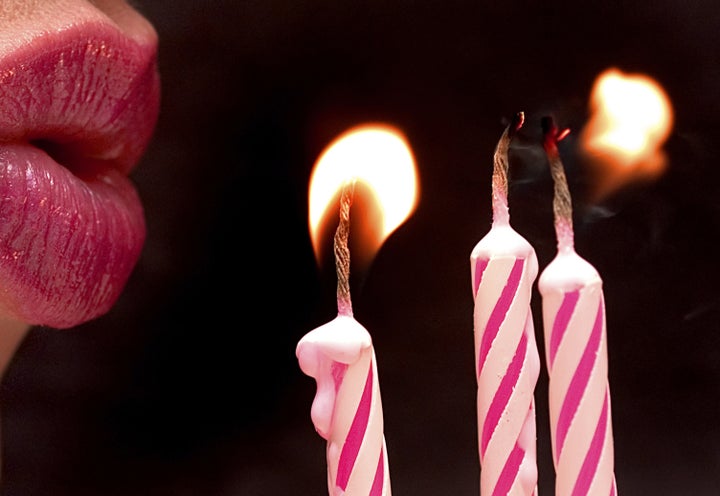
[
  {"x1": 541, "y1": 116, "x2": 571, "y2": 147},
  {"x1": 510, "y1": 111, "x2": 525, "y2": 134}
]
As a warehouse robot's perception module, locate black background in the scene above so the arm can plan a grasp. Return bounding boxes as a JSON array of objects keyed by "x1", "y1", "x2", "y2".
[{"x1": 3, "y1": 1, "x2": 720, "y2": 494}]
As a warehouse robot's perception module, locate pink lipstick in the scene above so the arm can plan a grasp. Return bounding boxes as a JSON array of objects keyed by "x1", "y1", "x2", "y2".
[{"x1": 0, "y1": 20, "x2": 160, "y2": 328}]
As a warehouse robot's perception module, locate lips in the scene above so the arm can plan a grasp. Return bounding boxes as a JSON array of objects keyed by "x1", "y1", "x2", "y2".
[{"x1": 0, "y1": 19, "x2": 160, "y2": 329}]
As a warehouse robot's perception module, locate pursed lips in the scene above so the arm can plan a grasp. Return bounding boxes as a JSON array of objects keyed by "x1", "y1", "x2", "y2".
[{"x1": 0, "y1": 21, "x2": 160, "y2": 329}]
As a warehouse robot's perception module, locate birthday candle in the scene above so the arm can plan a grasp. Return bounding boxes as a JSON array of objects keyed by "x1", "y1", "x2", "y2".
[
  {"x1": 539, "y1": 117, "x2": 617, "y2": 495},
  {"x1": 470, "y1": 113, "x2": 540, "y2": 495},
  {"x1": 297, "y1": 181, "x2": 391, "y2": 496}
]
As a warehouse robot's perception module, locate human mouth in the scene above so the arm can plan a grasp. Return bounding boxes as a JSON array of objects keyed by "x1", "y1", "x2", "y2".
[{"x1": 0, "y1": 21, "x2": 160, "y2": 329}]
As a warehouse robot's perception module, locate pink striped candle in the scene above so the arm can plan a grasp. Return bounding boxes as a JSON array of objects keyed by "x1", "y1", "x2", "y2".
[
  {"x1": 297, "y1": 316, "x2": 390, "y2": 496},
  {"x1": 297, "y1": 181, "x2": 391, "y2": 496},
  {"x1": 539, "y1": 117, "x2": 617, "y2": 495},
  {"x1": 470, "y1": 113, "x2": 540, "y2": 495}
]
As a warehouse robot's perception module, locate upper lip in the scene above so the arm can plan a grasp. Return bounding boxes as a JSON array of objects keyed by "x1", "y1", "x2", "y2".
[{"x1": 0, "y1": 20, "x2": 160, "y2": 179}]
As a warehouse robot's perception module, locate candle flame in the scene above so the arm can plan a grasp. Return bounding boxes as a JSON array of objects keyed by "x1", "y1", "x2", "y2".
[
  {"x1": 580, "y1": 68, "x2": 673, "y2": 200},
  {"x1": 309, "y1": 123, "x2": 419, "y2": 265}
]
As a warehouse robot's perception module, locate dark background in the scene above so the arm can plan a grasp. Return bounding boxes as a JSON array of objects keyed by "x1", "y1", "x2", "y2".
[{"x1": 3, "y1": 1, "x2": 720, "y2": 494}]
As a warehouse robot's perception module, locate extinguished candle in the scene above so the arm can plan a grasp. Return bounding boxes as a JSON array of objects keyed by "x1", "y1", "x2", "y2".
[
  {"x1": 470, "y1": 112, "x2": 540, "y2": 495},
  {"x1": 296, "y1": 180, "x2": 391, "y2": 496},
  {"x1": 539, "y1": 117, "x2": 617, "y2": 495}
]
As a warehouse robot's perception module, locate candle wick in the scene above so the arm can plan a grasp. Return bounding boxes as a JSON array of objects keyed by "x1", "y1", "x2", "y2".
[
  {"x1": 335, "y1": 178, "x2": 356, "y2": 317},
  {"x1": 492, "y1": 111, "x2": 525, "y2": 226},
  {"x1": 541, "y1": 116, "x2": 575, "y2": 252}
]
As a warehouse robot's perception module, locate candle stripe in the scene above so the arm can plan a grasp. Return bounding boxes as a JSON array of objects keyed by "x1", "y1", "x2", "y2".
[
  {"x1": 370, "y1": 446, "x2": 385, "y2": 496},
  {"x1": 474, "y1": 258, "x2": 489, "y2": 296},
  {"x1": 481, "y1": 332, "x2": 528, "y2": 455},
  {"x1": 478, "y1": 258, "x2": 524, "y2": 375},
  {"x1": 571, "y1": 393, "x2": 609, "y2": 496},
  {"x1": 549, "y1": 290, "x2": 580, "y2": 367},
  {"x1": 336, "y1": 362, "x2": 373, "y2": 490},
  {"x1": 556, "y1": 301, "x2": 604, "y2": 461},
  {"x1": 492, "y1": 442, "x2": 525, "y2": 496}
]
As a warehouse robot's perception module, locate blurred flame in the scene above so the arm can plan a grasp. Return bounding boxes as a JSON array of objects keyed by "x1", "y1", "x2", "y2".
[
  {"x1": 580, "y1": 68, "x2": 673, "y2": 200},
  {"x1": 309, "y1": 124, "x2": 419, "y2": 263}
]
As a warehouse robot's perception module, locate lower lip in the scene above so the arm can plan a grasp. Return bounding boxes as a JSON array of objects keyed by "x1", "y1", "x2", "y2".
[{"x1": 0, "y1": 143, "x2": 146, "y2": 329}]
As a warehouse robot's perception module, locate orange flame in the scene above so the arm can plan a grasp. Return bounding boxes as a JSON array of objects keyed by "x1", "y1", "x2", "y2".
[
  {"x1": 308, "y1": 123, "x2": 419, "y2": 265},
  {"x1": 580, "y1": 68, "x2": 673, "y2": 200}
]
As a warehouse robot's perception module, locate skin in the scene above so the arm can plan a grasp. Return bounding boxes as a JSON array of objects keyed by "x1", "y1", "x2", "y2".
[{"x1": 0, "y1": 1, "x2": 157, "y2": 54}]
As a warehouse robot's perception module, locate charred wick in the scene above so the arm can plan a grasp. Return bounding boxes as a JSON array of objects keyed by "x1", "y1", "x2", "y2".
[
  {"x1": 541, "y1": 115, "x2": 574, "y2": 227},
  {"x1": 334, "y1": 179, "x2": 356, "y2": 317}
]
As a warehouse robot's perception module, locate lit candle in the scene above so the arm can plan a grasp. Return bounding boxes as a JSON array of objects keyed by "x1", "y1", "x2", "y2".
[
  {"x1": 539, "y1": 117, "x2": 617, "y2": 495},
  {"x1": 297, "y1": 180, "x2": 391, "y2": 495},
  {"x1": 470, "y1": 112, "x2": 540, "y2": 495}
]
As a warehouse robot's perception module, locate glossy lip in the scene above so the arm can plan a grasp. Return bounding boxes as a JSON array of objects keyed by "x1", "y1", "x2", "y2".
[{"x1": 0, "y1": 21, "x2": 160, "y2": 329}]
